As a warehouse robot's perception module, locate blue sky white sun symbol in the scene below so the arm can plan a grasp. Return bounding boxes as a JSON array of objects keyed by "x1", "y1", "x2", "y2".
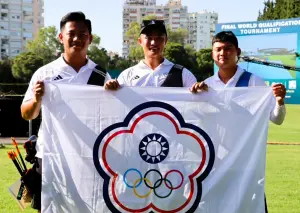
[{"x1": 139, "y1": 133, "x2": 169, "y2": 164}]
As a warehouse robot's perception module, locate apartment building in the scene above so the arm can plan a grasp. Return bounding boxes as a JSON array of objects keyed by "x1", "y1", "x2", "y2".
[
  {"x1": 0, "y1": 0, "x2": 44, "y2": 59},
  {"x1": 122, "y1": 0, "x2": 188, "y2": 57},
  {"x1": 188, "y1": 10, "x2": 218, "y2": 51}
]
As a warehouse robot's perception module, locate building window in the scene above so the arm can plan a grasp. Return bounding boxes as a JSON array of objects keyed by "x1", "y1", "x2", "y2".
[
  {"x1": 0, "y1": 30, "x2": 9, "y2": 36},
  {"x1": 10, "y1": 4, "x2": 21, "y2": 11},
  {"x1": 11, "y1": 22, "x2": 21, "y2": 29},
  {"x1": 10, "y1": 31, "x2": 21, "y2": 37},
  {"x1": 23, "y1": 23, "x2": 33, "y2": 29},
  {"x1": 11, "y1": 14, "x2": 21, "y2": 20},
  {"x1": 11, "y1": 49, "x2": 21, "y2": 54},
  {"x1": 23, "y1": 6, "x2": 33, "y2": 12},
  {"x1": 10, "y1": 41, "x2": 22, "y2": 48}
]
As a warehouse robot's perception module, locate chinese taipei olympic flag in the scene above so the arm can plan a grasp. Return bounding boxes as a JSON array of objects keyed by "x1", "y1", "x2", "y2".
[{"x1": 41, "y1": 83, "x2": 273, "y2": 213}]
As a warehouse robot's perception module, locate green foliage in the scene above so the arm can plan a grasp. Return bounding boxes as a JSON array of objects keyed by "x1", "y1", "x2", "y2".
[
  {"x1": 167, "y1": 27, "x2": 188, "y2": 45},
  {"x1": 128, "y1": 46, "x2": 144, "y2": 61},
  {"x1": 0, "y1": 59, "x2": 15, "y2": 83},
  {"x1": 258, "y1": 0, "x2": 300, "y2": 20},
  {"x1": 164, "y1": 42, "x2": 192, "y2": 69},
  {"x1": 26, "y1": 26, "x2": 63, "y2": 64},
  {"x1": 196, "y1": 48, "x2": 214, "y2": 80},
  {"x1": 164, "y1": 43, "x2": 213, "y2": 81},
  {"x1": 125, "y1": 22, "x2": 141, "y2": 44},
  {"x1": 87, "y1": 34, "x2": 110, "y2": 68},
  {"x1": 11, "y1": 52, "x2": 43, "y2": 82},
  {"x1": 108, "y1": 55, "x2": 135, "y2": 71}
]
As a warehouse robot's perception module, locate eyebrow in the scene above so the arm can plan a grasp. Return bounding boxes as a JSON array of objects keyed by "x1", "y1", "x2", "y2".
[{"x1": 67, "y1": 29, "x2": 88, "y2": 33}]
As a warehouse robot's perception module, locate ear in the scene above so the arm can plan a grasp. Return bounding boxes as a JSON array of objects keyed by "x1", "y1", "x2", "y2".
[
  {"x1": 58, "y1": 33, "x2": 63, "y2": 43},
  {"x1": 138, "y1": 36, "x2": 142, "y2": 46},
  {"x1": 237, "y1": 47, "x2": 241, "y2": 56},
  {"x1": 89, "y1": 34, "x2": 93, "y2": 44}
]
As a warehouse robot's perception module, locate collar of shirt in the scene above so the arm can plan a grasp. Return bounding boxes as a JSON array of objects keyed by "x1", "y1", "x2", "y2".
[
  {"x1": 136, "y1": 58, "x2": 173, "y2": 72},
  {"x1": 214, "y1": 66, "x2": 245, "y2": 87},
  {"x1": 124, "y1": 58, "x2": 174, "y2": 86},
  {"x1": 57, "y1": 54, "x2": 96, "y2": 74}
]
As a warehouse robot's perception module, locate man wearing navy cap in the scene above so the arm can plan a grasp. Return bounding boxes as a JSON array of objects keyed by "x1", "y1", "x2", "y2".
[{"x1": 105, "y1": 19, "x2": 206, "y2": 92}]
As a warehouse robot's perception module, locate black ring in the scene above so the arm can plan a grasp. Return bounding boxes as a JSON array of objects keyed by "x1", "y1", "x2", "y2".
[
  {"x1": 144, "y1": 169, "x2": 163, "y2": 189},
  {"x1": 153, "y1": 178, "x2": 173, "y2": 199}
]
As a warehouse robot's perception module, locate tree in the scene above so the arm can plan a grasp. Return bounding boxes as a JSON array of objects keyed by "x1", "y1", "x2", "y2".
[
  {"x1": 128, "y1": 46, "x2": 144, "y2": 61},
  {"x1": 11, "y1": 52, "x2": 44, "y2": 82},
  {"x1": 108, "y1": 54, "x2": 134, "y2": 71},
  {"x1": 195, "y1": 48, "x2": 214, "y2": 81},
  {"x1": 26, "y1": 26, "x2": 63, "y2": 64},
  {"x1": 258, "y1": 0, "x2": 300, "y2": 20},
  {"x1": 167, "y1": 27, "x2": 188, "y2": 45},
  {"x1": 0, "y1": 59, "x2": 15, "y2": 83},
  {"x1": 87, "y1": 34, "x2": 110, "y2": 68},
  {"x1": 164, "y1": 42, "x2": 196, "y2": 71}
]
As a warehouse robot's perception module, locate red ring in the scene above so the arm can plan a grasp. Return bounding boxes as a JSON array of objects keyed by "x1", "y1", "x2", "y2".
[{"x1": 164, "y1": 170, "x2": 184, "y2": 190}]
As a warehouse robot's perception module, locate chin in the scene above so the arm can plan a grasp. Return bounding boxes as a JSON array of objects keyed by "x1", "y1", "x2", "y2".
[{"x1": 148, "y1": 52, "x2": 162, "y2": 58}]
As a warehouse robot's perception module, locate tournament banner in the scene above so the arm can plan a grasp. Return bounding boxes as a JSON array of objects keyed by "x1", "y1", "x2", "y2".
[
  {"x1": 216, "y1": 17, "x2": 300, "y2": 104},
  {"x1": 41, "y1": 83, "x2": 273, "y2": 213}
]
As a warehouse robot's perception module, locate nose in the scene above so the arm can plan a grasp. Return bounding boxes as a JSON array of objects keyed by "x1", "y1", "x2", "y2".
[
  {"x1": 219, "y1": 49, "x2": 225, "y2": 55},
  {"x1": 73, "y1": 35, "x2": 79, "y2": 41}
]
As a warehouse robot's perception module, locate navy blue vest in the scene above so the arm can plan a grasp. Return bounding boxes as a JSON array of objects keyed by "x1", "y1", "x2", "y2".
[
  {"x1": 87, "y1": 65, "x2": 107, "y2": 86},
  {"x1": 235, "y1": 71, "x2": 252, "y2": 87},
  {"x1": 161, "y1": 64, "x2": 184, "y2": 87}
]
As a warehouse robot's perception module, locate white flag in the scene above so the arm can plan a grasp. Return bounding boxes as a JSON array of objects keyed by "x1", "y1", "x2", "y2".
[{"x1": 41, "y1": 83, "x2": 272, "y2": 213}]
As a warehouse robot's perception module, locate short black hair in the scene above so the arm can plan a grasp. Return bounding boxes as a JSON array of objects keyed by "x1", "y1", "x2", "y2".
[
  {"x1": 60, "y1": 11, "x2": 92, "y2": 34},
  {"x1": 212, "y1": 31, "x2": 238, "y2": 48}
]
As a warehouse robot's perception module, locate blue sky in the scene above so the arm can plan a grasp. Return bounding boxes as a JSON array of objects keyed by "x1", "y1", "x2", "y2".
[{"x1": 44, "y1": 0, "x2": 265, "y2": 54}]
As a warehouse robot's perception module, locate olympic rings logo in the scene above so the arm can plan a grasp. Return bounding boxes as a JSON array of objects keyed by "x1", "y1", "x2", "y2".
[{"x1": 123, "y1": 168, "x2": 184, "y2": 199}]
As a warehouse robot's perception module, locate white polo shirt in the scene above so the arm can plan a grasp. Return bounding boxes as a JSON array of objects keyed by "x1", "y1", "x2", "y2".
[
  {"x1": 205, "y1": 66, "x2": 266, "y2": 87},
  {"x1": 117, "y1": 58, "x2": 197, "y2": 87},
  {"x1": 23, "y1": 55, "x2": 111, "y2": 158},
  {"x1": 204, "y1": 66, "x2": 286, "y2": 125}
]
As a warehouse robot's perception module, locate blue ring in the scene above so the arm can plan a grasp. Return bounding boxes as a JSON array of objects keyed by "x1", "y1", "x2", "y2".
[{"x1": 123, "y1": 168, "x2": 142, "y2": 188}]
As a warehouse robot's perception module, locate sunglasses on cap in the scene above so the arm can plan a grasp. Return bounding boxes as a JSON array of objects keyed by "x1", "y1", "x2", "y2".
[
  {"x1": 141, "y1": 20, "x2": 166, "y2": 28},
  {"x1": 140, "y1": 20, "x2": 167, "y2": 36}
]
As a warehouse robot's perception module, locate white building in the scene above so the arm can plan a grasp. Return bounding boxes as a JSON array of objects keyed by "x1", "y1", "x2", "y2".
[
  {"x1": 122, "y1": 0, "x2": 188, "y2": 57},
  {"x1": 187, "y1": 10, "x2": 218, "y2": 51},
  {"x1": 0, "y1": 0, "x2": 44, "y2": 59}
]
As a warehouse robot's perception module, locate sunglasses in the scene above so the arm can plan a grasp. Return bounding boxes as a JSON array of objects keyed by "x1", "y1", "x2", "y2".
[{"x1": 141, "y1": 20, "x2": 166, "y2": 28}]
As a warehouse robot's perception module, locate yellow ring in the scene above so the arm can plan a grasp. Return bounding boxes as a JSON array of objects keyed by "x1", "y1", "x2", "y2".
[{"x1": 133, "y1": 178, "x2": 152, "y2": 199}]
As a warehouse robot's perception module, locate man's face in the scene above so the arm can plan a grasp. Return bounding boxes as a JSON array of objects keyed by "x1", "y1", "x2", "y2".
[
  {"x1": 212, "y1": 42, "x2": 240, "y2": 69},
  {"x1": 138, "y1": 29, "x2": 167, "y2": 59},
  {"x1": 59, "y1": 21, "x2": 92, "y2": 56}
]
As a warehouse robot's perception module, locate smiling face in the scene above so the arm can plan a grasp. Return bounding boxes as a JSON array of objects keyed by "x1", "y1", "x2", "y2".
[
  {"x1": 212, "y1": 41, "x2": 241, "y2": 70},
  {"x1": 59, "y1": 21, "x2": 92, "y2": 57},
  {"x1": 138, "y1": 27, "x2": 167, "y2": 60}
]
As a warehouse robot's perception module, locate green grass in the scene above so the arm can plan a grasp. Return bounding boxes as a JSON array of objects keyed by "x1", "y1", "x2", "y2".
[
  {"x1": 265, "y1": 146, "x2": 300, "y2": 213},
  {"x1": 0, "y1": 146, "x2": 35, "y2": 213},
  {"x1": 267, "y1": 55, "x2": 297, "y2": 78},
  {"x1": 268, "y1": 104, "x2": 300, "y2": 142}
]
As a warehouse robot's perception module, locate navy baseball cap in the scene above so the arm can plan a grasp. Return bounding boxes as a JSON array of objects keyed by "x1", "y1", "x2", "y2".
[{"x1": 140, "y1": 20, "x2": 167, "y2": 36}]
